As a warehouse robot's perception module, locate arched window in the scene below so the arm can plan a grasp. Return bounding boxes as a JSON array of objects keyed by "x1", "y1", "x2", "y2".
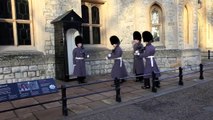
[
  {"x1": 81, "y1": 2, "x2": 102, "y2": 44},
  {"x1": 0, "y1": 0, "x2": 33, "y2": 46},
  {"x1": 150, "y1": 4, "x2": 162, "y2": 42}
]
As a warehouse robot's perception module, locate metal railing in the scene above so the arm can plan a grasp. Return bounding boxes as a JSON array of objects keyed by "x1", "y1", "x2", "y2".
[
  {"x1": 202, "y1": 50, "x2": 213, "y2": 59},
  {"x1": 0, "y1": 63, "x2": 213, "y2": 117}
]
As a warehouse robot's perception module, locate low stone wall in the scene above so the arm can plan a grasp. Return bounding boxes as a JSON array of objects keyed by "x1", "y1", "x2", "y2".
[
  {"x1": 85, "y1": 49, "x2": 201, "y2": 76},
  {"x1": 0, "y1": 49, "x2": 201, "y2": 83},
  {"x1": 0, "y1": 51, "x2": 55, "y2": 84}
]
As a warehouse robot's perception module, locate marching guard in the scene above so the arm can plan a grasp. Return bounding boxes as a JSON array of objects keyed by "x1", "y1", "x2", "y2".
[
  {"x1": 106, "y1": 35, "x2": 128, "y2": 86},
  {"x1": 132, "y1": 31, "x2": 145, "y2": 82},
  {"x1": 135, "y1": 31, "x2": 161, "y2": 89},
  {"x1": 73, "y1": 35, "x2": 89, "y2": 84}
]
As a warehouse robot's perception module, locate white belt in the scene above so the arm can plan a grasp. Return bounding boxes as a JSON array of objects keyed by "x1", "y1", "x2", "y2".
[
  {"x1": 147, "y1": 56, "x2": 154, "y2": 67},
  {"x1": 115, "y1": 57, "x2": 122, "y2": 67},
  {"x1": 75, "y1": 57, "x2": 84, "y2": 60}
]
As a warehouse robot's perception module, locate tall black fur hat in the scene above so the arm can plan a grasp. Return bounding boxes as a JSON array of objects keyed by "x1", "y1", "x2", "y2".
[
  {"x1": 142, "y1": 31, "x2": 153, "y2": 42},
  {"x1": 110, "y1": 35, "x2": 120, "y2": 45},
  {"x1": 75, "y1": 35, "x2": 83, "y2": 46},
  {"x1": 133, "y1": 31, "x2": 141, "y2": 41}
]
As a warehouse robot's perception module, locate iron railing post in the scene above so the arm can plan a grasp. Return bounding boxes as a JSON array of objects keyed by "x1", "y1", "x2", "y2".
[
  {"x1": 199, "y1": 64, "x2": 204, "y2": 80},
  {"x1": 208, "y1": 50, "x2": 210, "y2": 59},
  {"x1": 179, "y1": 67, "x2": 184, "y2": 85},
  {"x1": 61, "y1": 85, "x2": 68, "y2": 116}
]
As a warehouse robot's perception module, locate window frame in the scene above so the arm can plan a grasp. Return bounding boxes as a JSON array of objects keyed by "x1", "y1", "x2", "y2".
[
  {"x1": 81, "y1": 2, "x2": 102, "y2": 45},
  {"x1": 150, "y1": 4, "x2": 164, "y2": 46},
  {"x1": 0, "y1": 0, "x2": 34, "y2": 47}
]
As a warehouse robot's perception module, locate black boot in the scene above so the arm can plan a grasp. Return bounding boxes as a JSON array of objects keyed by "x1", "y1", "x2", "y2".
[
  {"x1": 142, "y1": 78, "x2": 150, "y2": 89},
  {"x1": 139, "y1": 76, "x2": 144, "y2": 83},
  {"x1": 77, "y1": 77, "x2": 82, "y2": 84},
  {"x1": 155, "y1": 78, "x2": 160, "y2": 88}
]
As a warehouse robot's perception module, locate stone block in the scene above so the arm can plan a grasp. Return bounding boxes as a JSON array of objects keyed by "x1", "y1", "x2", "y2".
[
  {"x1": 3, "y1": 67, "x2": 11, "y2": 74},
  {"x1": 12, "y1": 67, "x2": 21, "y2": 73},
  {"x1": 4, "y1": 73, "x2": 14, "y2": 79}
]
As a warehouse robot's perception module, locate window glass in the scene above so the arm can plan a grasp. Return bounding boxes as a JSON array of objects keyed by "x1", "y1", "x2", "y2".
[
  {"x1": 0, "y1": 0, "x2": 12, "y2": 18},
  {"x1": 82, "y1": 5, "x2": 89, "y2": 23},
  {"x1": 17, "y1": 23, "x2": 31, "y2": 45},
  {"x1": 93, "y1": 27, "x2": 100, "y2": 44},
  {"x1": 92, "y1": 6, "x2": 99, "y2": 24},
  {"x1": 82, "y1": 26, "x2": 90, "y2": 44},
  {"x1": 15, "y1": 0, "x2": 29, "y2": 20},
  {"x1": 0, "y1": 22, "x2": 14, "y2": 45},
  {"x1": 151, "y1": 9, "x2": 159, "y2": 24}
]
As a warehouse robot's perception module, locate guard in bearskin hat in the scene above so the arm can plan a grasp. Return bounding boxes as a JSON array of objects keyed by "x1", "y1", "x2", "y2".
[
  {"x1": 135, "y1": 31, "x2": 161, "y2": 89},
  {"x1": 106, "y1": 35, "x2": 128, "y2": 86},
  {"x1": 132, "y1": 31, "x2": 144, "y2": 82},
  {"x1": 73, "y1": 35, "x2": 89, "y2": 84}
]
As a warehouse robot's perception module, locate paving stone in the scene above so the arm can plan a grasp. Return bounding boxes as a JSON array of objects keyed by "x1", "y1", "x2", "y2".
[
  {"x1": 11, "y1": 98, "x2": 39, "y2": 108},
  {"x1": 33, "y1": 107, "x2": 63, "y2": 120},
  {"x1": 0, "y1": 102, "x2": 13, "y2": 111},
  {"x1": 43, "y1": 102, "x2": 61, "y2": 109},
  {"x1": 68, "y1": 104, "x2": 92, "y2": 114},
  {"x1": 100, "y1": 91, "x2": 116, "y2": 97},
  {"x1": 121, "y1": 93, "x2": 142, "y2": 102},
  {"x1": 67, "y1": 97, "x2": 92, "y2": 105},
  {"x1": 102, "y1": 97, "x2": 118, "y2": 105},
  {"x1": 14, "y1": 106, "x2": 44, "y2": 116},
  {"x1": 85, "y1": 94, "x2": 107, "y2": 101},
  {"x1": 0, "y1": 111, "x2": 17, "y2": 120},
  {"x1": 34, "y1": 93, "x2": 60, "y2": 103},
  {"x1": 86, "y1": 101, "x2": 108, "y2": 110}
]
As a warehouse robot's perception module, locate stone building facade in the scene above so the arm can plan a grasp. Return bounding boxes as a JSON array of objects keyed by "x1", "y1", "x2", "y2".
[{"x1": 0, "y1": 0, "x2": 212, "y2": 83}]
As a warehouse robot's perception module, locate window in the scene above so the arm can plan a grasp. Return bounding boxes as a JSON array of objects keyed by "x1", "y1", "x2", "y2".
[
  {"x1": 81, "y1": 1, "x2": 102, "y2": 44},
  {"x1": 150, "y1": 4, "x2": 162, "y2": 42},
  {"x1": 0, "y1": 0, "x2": 32, "y2": 46}
]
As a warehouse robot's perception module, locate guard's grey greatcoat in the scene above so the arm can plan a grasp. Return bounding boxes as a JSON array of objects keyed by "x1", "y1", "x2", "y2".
[
  {"x1": 108, "y1": 46, "x2": 128, "y2": 79},
  {"x1": 133, "y1": 43, "x2": 144, "y2": 75},
  {"x1": 73, "y1": 47, "x2": 88, "y2": 77},
  {"x1": 140, "y1": 43, "x2": 160, "y2": 78}
]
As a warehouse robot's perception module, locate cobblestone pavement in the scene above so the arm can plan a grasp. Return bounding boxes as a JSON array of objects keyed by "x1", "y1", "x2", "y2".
[{"x1": 0, "y1": 60, "x2": 212, "y2": 120}]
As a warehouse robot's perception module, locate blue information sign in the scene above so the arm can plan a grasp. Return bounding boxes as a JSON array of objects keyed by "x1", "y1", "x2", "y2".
[{"x1": 0, "y1": 78, "x2": 58, "y2": 102}]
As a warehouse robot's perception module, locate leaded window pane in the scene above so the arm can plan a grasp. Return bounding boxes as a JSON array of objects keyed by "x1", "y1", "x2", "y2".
[
  {"x1": 17, "y1": 23, "x2": 31, "y2": 45},
  {"x1": 15, "y1": 0, "x2": 29, "y2": 20},
  {"x1": 92, "y1": 6, "x2": 99, "y2": 24},
  {"x1": 151, "y1": 9, "x2": 159, "y2": 24},
  {"x1": 82, "y1": 5, "x2": 89, "y2": 23},
  {"x1": 82, "y1": 26, "x2": 90, "y2": 44},
  {"x1": 92, "y1": 27, "x2": 100, "y2": 44},
  {"x1": 0, "y1": 22, "x2": 14, "y2": 45},
  {"x1": 0, "y1": 0, "x2": 12, "y2": 18},
  {"x1": 152, "y1": 26, "x2": 160, "y2": 42}
]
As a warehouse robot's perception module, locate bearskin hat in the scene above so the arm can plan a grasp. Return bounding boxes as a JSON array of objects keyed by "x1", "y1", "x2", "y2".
[
  {"x1": 75, "y1": 35, "x2": 83, "y2": 46},
  {"x1": 133, "y1": 31, "x2": 141, "y2": 41},
  {"x1": 142, "y1": 31, "x2": 153, "y2": 42},
  {"x1": 110, "y1": 35, "x2": 120, "y2": 45}
]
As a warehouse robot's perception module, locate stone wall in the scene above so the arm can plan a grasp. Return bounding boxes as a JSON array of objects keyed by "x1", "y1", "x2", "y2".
[{"x1": 0, "y1": 51, "x2": 55, "y2": 84}]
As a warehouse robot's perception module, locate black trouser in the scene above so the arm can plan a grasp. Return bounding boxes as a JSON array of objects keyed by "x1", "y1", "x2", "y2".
[
  {"x1": 155, "y1": 78, "x2": 160, "y2": 87},
  {"x1": 144, "y1": 77, "x2": 160, "y2": 88},
  {"x1": 136, "y1": 74, "x2": 144, "y2": 82},
  {"x1": 144, "y1": 78, "x2": 150, "y2": 88},
  {"x1": 77, "y1": 76, "x2": 86, "y2": 84}
]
